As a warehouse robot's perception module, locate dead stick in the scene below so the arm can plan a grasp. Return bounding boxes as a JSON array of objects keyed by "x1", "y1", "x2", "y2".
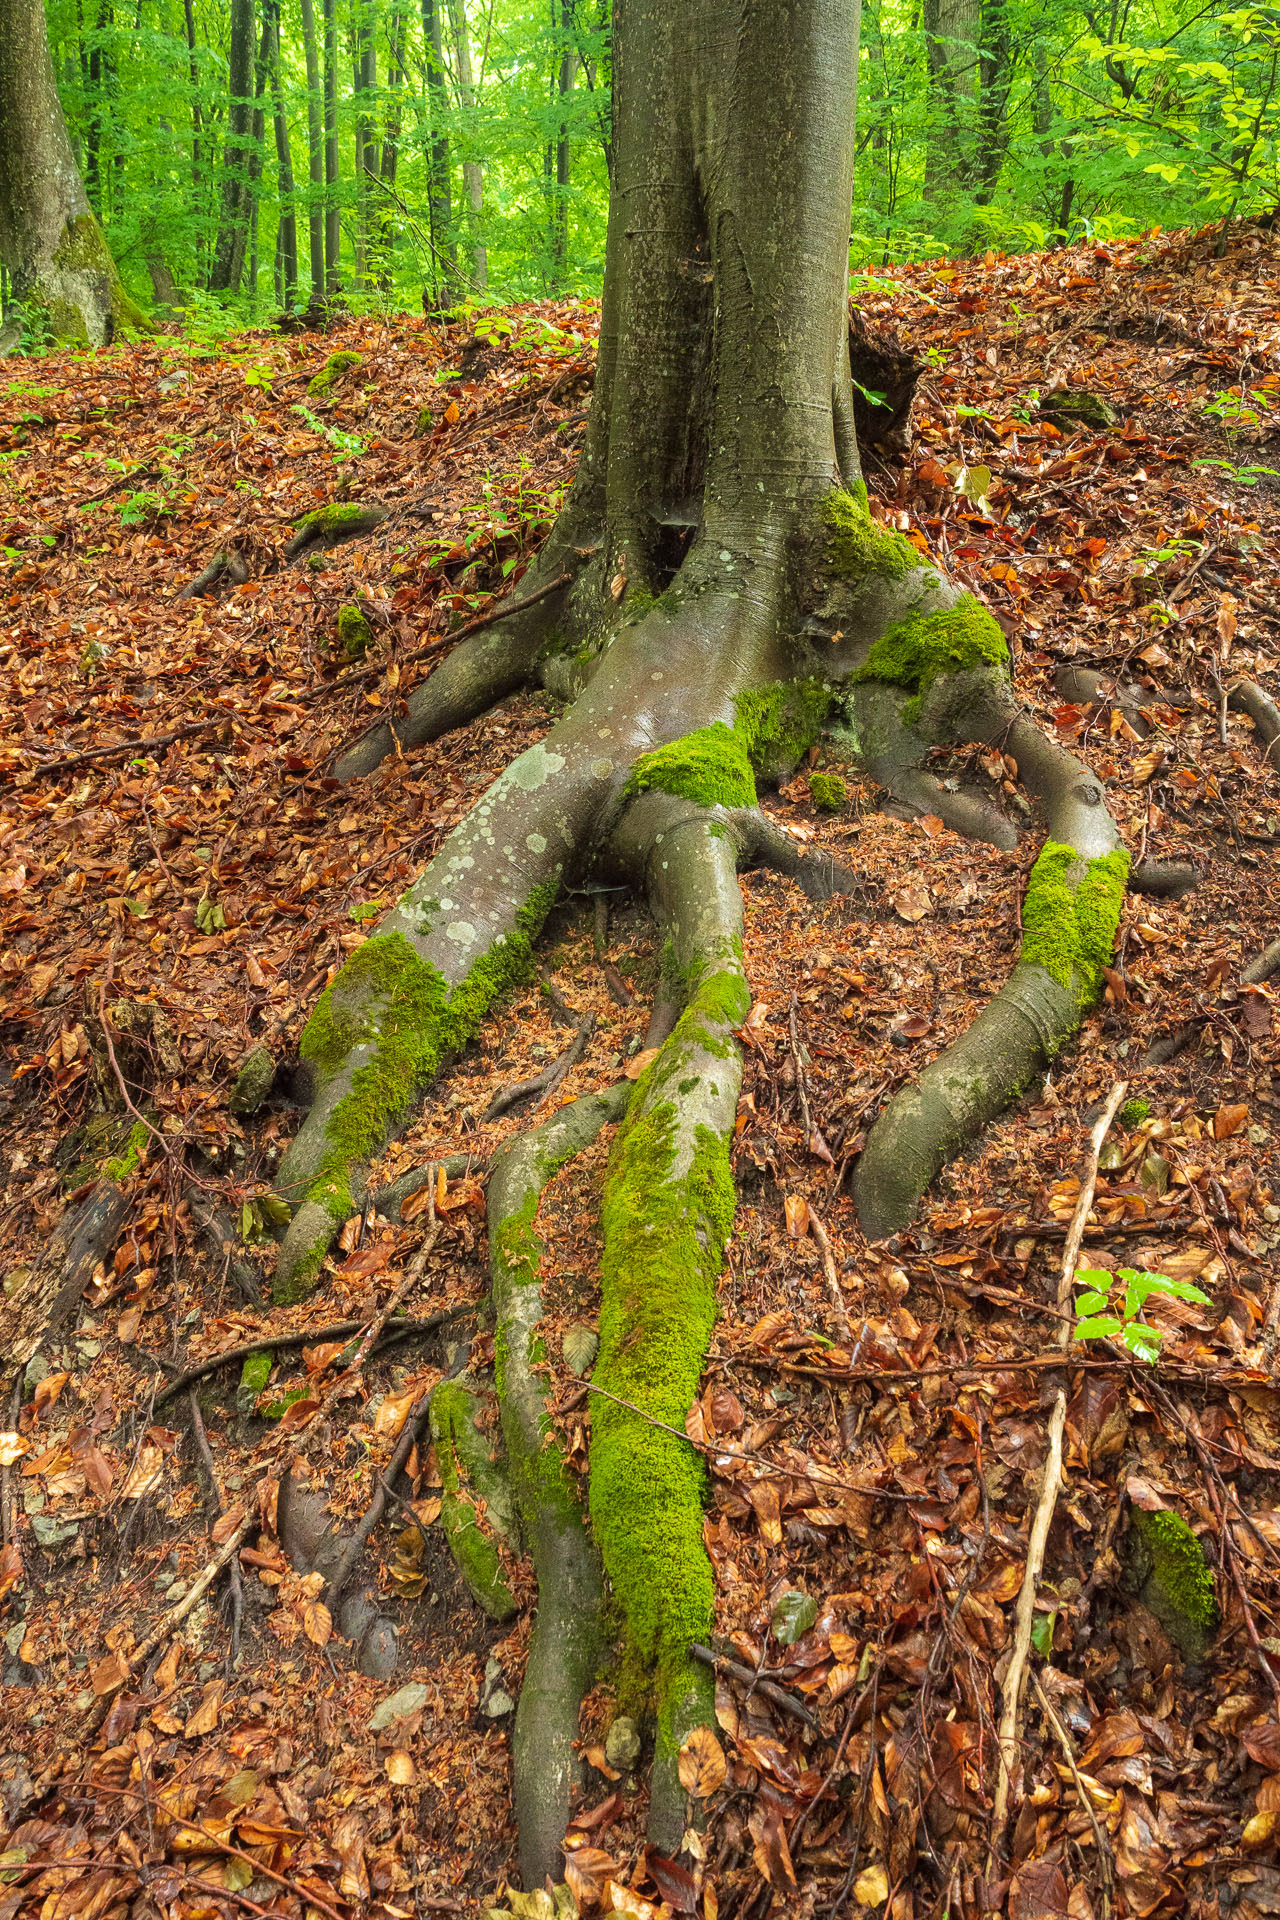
[
  {"x1": 16, "y1": 719, "x2": 218, "y2": 780},
  {"x1": 689, "y1": 1643, "x2": 817, "y2": 1730},
  {"x1": 1031, "y1": 1670, "x2": 1114, "y2": 1920},
  {"x1": 807, "y1": 1206, "x2": 850, "y2": 1343},
  {"x1": 990, "y1": 1079, "x2": 1128, "y2": 1853},
  {"x1": 187, "y1": 1385, "x2": 243, "y2": 1665},
  {"x1": 326, "y1": 569, "x2": 573, "y2": 698},
  {"x1": 151, "y1": 1308, "x2": 463, "y2": 1410}
]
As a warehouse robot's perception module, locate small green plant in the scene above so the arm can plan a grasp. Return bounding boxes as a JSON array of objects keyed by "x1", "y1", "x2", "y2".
[
  {"x1": 349, "y1": 899, "x2": 386, "y2": 922},
  {"x1": 1202, "y1": 386, "x2": 1273, "y2": 429},
  {"x1": 291, "y1": 402, "x2": 366, "y2": 462},
  {"x1": 1194, "y1": 456, "x2": 1280, "y2": 487},
  {"x1": 118, "y1": 486, "x2": 170, "y2": 527},
  {"x1": 1074, "y1": 1266, "x2": 1211, "y2": 1362}
]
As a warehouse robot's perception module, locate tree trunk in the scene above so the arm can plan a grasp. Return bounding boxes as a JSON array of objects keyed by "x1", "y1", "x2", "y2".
[
  {"x1": 208, "y1": 0, "x2": 256, "y2": 291},
  {"x1": 183, "y1": 0, "x2": 202, "y2": 230},
  {"x1": 268, "y1": 0, "x2": 298, "y2": 306},
  {"x1": 322, "y1": 0, "x2": 339, "y2": 292},
  {"x1": 273, "y1": 0, "x2": 1146, "y2": 1887},
  {"x1": 552, "y1": 0, "x2": 571, "y2": 285},
  {"x1": 377, "y1": 9, "x2": 406, "y2": 284},
  {"x1": 299, "y1": 0, "x2": 325, "y2": 297},
  {"x1": 448, "y1": 0, "x2": 485, "y2": 289},
  {"x1": 922, "y1": 0, "x2": 979, "y2": 211},
  {"x1": 421, "y1": 0, "x2": 455, "y2": 304},
  {"x1": 0, "y1": 0, "x2": 147, "y2": 343},
  {"x1": 351, "y1": 0, "x2": 375, "y2": 286}
]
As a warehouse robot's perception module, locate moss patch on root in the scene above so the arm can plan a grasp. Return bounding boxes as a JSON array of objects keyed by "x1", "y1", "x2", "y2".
[
  {"x1": 282, "y1": 886, "x2": 555, "y2": 1293},
  {"x1": 337, "y1": 604, "x2": 374, "y2": 658},
  {"x1": 307, "y1": 350, "x2": 363, "y2": 398},
  {"x1": 821, "y1": 481, "x2": 921, "y2": 584},
  {"x1": 809, "y1": 771, "x2": 847, "y2": 812},
  {"x1": 1121, "y1": 1097, "x2": 1151, "y2": 1128},
  {"x1": 589, "y1": 968, "x2": 749, "y2": 1759},
  {"x1": 430, "y1": 1379, "x2": 518, "y2": 1621},
  {"x1": 1130, "y1": 1507, "x2": 1220, "y2": 1657},
  {"x1": 852, "y1": 595, "x2": 1010, "y2": 725},
  {"x1": 1020, "y1": 840, "x2": 1130, "y2": 1002},
  {"x1": 627, "y1": 722, "x2": 757, "y2": 810}
]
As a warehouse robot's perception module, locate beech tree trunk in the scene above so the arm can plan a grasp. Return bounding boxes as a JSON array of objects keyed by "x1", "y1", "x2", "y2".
[
  {"x1": 448, "y1": 0, "x2": 486, "y2": 288},
  {"x1": 299, "y1": 0, "x2": 325, "y2": 296},
  {"x1": 0, "y1": 0, "x2": 146, "y2": 344},
  {"x1": 421, "y1": 0, "x2": 456, "y2": 304},
  {"x1": 272, "y1": 0, "x2": 1157, "y2": 1888},
  {"x1": 208, "y1": 0, "x2": 257, "y2": 291}
]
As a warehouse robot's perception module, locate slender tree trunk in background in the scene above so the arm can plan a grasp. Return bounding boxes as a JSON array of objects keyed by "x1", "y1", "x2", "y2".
[
  {"x1": 0, "y1": 0, "x2": 147, "y2": 342},
  {"x1": 183, "y1": 0, "x2": 202, "y2": 226},
  {"x1": 243, "y1": 9, "x2": 270, "y2": 308},
  {"x1": 1033, "y1": 37, "x2": 1074, "y2": 241},
  {"x1": 322, "y1": 0, "x2": 340, "y2": 291},
  {"x1": 421, "y1": 0, "x2": 455, "y2": 304},
  {"x1": 553, "y1": 0, "x2": 571, "y2": 285},
  {"x1": 208, "y1": 0, "x2": 256, "y2": 290},
  {"x1": 268, "y1": 0, "x2": 298, "y2": 305},
  {"x1": 971, "y1": 0, "x2": 1011, "y2": 207},
  {"x1": 351, "y1": 0, "x2": 375, "y2": 286},
  {"x1": 376, "y1": 10, "x2": 405, "y2": 284},
  {"x1": 449, "y1": 0, "x2": 486, "y2": 288},
  {"x1": 297, "y1": 0, "x2": 324, "y2": 295},
  {"x1": 85, "y1": 0, "x2": 109, "y2": 212},
  {"x1": 922, "y1": 0, "x2": 978, "y2": 209}
]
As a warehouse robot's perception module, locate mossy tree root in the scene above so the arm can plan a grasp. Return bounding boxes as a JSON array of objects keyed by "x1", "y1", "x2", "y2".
[
  {"x1": 487, "y1": 1086, "x2": 627, "y2": 1887},
  {"x1": 1229, "y1": 675, "x2": 1280, "y2": 769},
  {"x1": 591, "y1": 792, "x2": 750, "y2": 1850},
  {"x1": 430, "y1": 1375, "x2": 521, "y2": 1620},
  {"x1": 854, "y1": 711, "x2": 1130, "y2": 1239}
]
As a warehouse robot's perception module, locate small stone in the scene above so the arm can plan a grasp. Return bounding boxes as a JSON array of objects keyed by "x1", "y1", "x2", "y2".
[
  {"x1": 605, "y1": 1715, "x2": 641, "y2": 1772},
  {"x1": 357, "y1": 1618, "x2": 398, "y2": 1681},
  {"x1": 30, "y1": 1515, "x2": 78, "y2": 1549},
  {"x1": 368, "y1": 1680, "x2": 429, "y2": 1731},
  {"x1": 198, "y1": 1661, "x2": 218, "y2": 1679},
  {"x1": 482, "y1": 1687, "x2": 515, "y2": 1718},
  {"x1": 166, "y1": 1580, "x2": 188, "y2": 1601},
  {"x1": 229, "y1": 1046, "x2": 276, "y2": 1116},
  {"x1": 23, "y1": 1353, "x2": 48, "y2": 1391}
]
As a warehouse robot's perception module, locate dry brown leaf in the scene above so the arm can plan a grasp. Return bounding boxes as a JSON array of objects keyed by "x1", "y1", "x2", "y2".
[
  {"x1": 676, "y1": 1726, "x2": 726, "y2": 1799},
  {"x1": 303, "y1": 1601, "x2": 333, "y2": 1647},
  {"x1": 854, "y1": 1866, "x2": 890, "y2": 1909},
  {"x1": 784, "y1": 1193, "x2": 810, "y2": 1238},
  {"x1": 0, "y1": 1432, "x2": 29, "y2": 1467},
  {"x1": 91, "y1": 1650, "x2": 129, "y2": 1696},
  {"x1": 211, "y1": 1503, "x2": 247, "y2": 1545},
  {"x1": 374, "y1": 1388, "x2": 416, "y2": 1442},
  {"x1": 1215, "y1": 1103, "x2": 1249, "y2": 1140},
  {"x1": 624, "y1": 1047, "x2": 659, "y2": 1080},
  {"x1": 186, "y1": 1678, "x2": 225, "y2": 1735},
  {"x1": 563, "y1": 1844, "x2": 617, "y2": 1910},
  {"x1": 384, "y1": 1750, "x2": 416, "y2": 1785},
  {"x1": 892, "y1": 882, "x2": 931, "y2": 923},
  {"x1": 119, "y1": 1444, "x2": 162, "y2": 1501},
  {"x1": 33, "y1": 1371, "x2": 69, "y2": 1414}
]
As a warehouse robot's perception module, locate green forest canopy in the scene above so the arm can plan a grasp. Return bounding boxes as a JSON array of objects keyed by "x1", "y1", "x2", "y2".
[{"x1": 8, "y1": 0, "x2": 1280, "y2": 333}]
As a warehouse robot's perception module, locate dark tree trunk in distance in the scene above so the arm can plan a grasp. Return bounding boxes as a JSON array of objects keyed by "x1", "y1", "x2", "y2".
[
  {"x1": 268, "y1": 0, "x2": 297, "y2": 306},
  {"x1": 322, "y1": 0, "x2": 339, "y2": 292},
  {"x1": 421, "y1": 0, "x2": 456, "y2": 305},
  {"x1": 208, "y1": 0, "x2": 256, "y2": 290},
  {"x1": 299, "y1": 0, "x2": 325, "y2": 295},
  {"x1": 0, "y1": 0, "x2": 148, "y2": 343}
]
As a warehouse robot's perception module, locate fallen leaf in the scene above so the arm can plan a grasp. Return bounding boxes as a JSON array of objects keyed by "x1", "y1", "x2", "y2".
[
  {"x1": 91, "y1": 1650, "x2": 129, "y2": 1696},
  {"x1": 676, "y1": 1726, "x2": 726, "y2": 1799},
  {"x1": 186, "y1": 1678, "x2": 225, "y2": 1735},
  {"x1": 385, "y1": 1750, "x2": 416, "y2": 1785},
  {"x1": 1215, "y1": 1103, "x2": 1249, "y2": 1140},
  {"x1": 374, "y1": 1388, "x2": 416, "y2": 1441},
  {"x1": 892, "y1": 882, "x2": 931, "y2": 923},
  {"x1": 784, "y1": 1193, "x2": 810, "y2": 1238},
  {"x1": 118, "y1": 1444, "x2": 162, "y2": 1501},
  {"x1": 624, "y1": 1047, "x2": 659, "y2": 1080},
  {"x1": 854, "y1": 1867, "x2": 890, "y2": 1909},
  {"x1": 304, "y1": 1601, "x2": 333, "y2": 1647},
  {"x1": 0, "y1": 1433, "x2": 29, "y2": 1467}
]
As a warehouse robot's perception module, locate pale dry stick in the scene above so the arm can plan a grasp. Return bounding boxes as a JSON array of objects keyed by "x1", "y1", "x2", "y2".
[
  {"x1": 1031, "y1": 1670, "x2": 1114, "y2": 1920},
  {"x1": 989, "y1": 1078, "x2": 1128, "y2": 1854},
  {"x1": 807, "y1": 1206, "x2": 851, "y2": 1344}
]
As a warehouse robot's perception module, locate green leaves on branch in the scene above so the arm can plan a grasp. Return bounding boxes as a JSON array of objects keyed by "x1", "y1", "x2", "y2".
[{"x1": 1073, "y1": 1266, "x2": 1211, "y2": 1363}]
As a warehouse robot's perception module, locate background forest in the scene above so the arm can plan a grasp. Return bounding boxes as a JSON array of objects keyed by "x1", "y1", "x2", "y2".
[{"x1": 6, "y1": 0, "x2": 1280, "y2": 337}]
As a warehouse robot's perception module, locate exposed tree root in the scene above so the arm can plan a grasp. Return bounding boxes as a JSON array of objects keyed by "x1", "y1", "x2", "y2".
[
  {"x1": 284, "y1": 502, "x2": 388, "y2": 560},
  {"x1": 1229, "y1": 675, "x2": 1280, "y2": 767},
  {"x1": 487, "y1": 1084, "x2": 625, "y2": 1885},
  {"x1": 178, "y1": 547, "x2": 248, "y2": 599},
  {"x1": 0, "y1": 1179, "x2": 129, "y2": 1368}
]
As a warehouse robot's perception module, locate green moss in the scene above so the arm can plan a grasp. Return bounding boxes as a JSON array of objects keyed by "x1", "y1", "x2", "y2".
[
  {"x1": 809, "y1": 771, "x2": 847, "y2": 813},
  {"x1": 102, "y1": 1120, "x2": 149, "y2": 1183},
  {"x1": 337, "y1": 604, "x2": 374, "y2": 658},
  {"x1": 589, "y1": 968, "x2": 747, "y2": 1755},
  {"x1": 295, "y1": 502, "x2": 379, "y2": 535},
  {"x1": 1020, "y1": 840, "x2": 1131, "y2": 1002},
  {"x1": 1131, "y1": 1508, "x2": 1219, "y2": 1657},
  {"x1": 627, "y1": 722, "x2": 757, "y2": 810},
  {"x1": 431, "y1": 1380, "x2": 517, "y2": 1620},
  {"x1": 1120, "y1": 1098, "x2": 1151, "y2": 1128},
  {"x1": 734, "y1": 680, "x2": 832, "y2": 777},
  {"x1": 296, "y1": 883, "x2": 556, "y2": 1237},
  {"x1": 273, "y1": 1238, "x2": 328, "y2": 1306},
  {"x1": 307, "y1": 350, "x2": 363, "y2": 397},
  {"x1": 852, "y1": 595, "x2": 1010, "y2": 725},
  {"x1": 821, "y1": 482, "x2": 921, "y2": 584}
]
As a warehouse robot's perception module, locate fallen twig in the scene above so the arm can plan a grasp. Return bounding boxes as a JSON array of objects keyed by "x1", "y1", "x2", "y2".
[
  {"x1": 690, "y1": 1642, "x2": 817, "y2": 1729},
  {"x1": 1032, "y1": 1670, "x2": 1114, "y2": 1920},
  {"x1": 16, "y1": 719, "x2": 219, "y2": 780},
  {"x1": 186, "y1": 1384, "x2": 243, "y2": 1667},
  {"x1": 990, "y1": 1078, "x2": 1128, "y2": 1854},
  {"x1": 327, "y1": 568, "x2": 573, "y2": 698},
  {"x1": 151, "y1": 1306, "x2": 466, "y2": 1410},
  {"x1": 483, "y1": 1014, "x2": 594, "y2": 1120}
]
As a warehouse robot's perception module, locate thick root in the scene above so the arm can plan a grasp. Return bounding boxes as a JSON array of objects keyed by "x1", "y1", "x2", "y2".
[
  {"x1": 1229, "y1": 675, "x2": 1280, "y2": 768},
  {"x1": 430, "y1": 1376, "x2": 520, "y2": 1620},
  {"x1": 855, "y1": 711, "x2": 1128, "y2": 1238},
  {"x1": 488, "y1": 1088, "x2": 624, "y2": 1887},
  {"x1": 592, "y1": 793, "x2": 748, "y2": 1850}
]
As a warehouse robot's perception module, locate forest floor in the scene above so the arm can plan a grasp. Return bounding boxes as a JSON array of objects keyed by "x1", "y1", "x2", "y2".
[{"x1": 2, "y1": 223, "x2": 1280, "y2": 1920}]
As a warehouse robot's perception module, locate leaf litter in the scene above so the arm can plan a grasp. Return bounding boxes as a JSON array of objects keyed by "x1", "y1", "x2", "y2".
[{"x1": 0, "y1": 231, "x2": 1279, "y2": 1917}]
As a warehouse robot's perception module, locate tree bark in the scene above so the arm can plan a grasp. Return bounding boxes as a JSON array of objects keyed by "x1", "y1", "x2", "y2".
[
  {"x1": 298, "y1": 0, "x2": 325, "y2": 297},
  {"x1": 274, "y1": 0, "x2": 1141, "y2": 1882},
  {"x1": 922, "y1": 0, "x2": 979, "y2": 209},
  {"x1": 0, "y1": 0, "x2": 147, "y2": 343},
  {"x1": 268, "y1": 0, "x2": 298, "y2": 306},
  {"x1": 322, "y1": 0, "x2": 340, "y2": 292},
  {"x1": 421, "y1": 0, "x2": 456, "y2": 304},
  {"x1": 208, "y1": 0, "x2": 257, "y2": 291},
  {"x1": 448, "y1": 0, "x2": 486, "y2": 288}
]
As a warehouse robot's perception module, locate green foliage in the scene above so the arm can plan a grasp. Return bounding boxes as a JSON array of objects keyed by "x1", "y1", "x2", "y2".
[
  {"x1": 1073, "y1": 1265, "x2": 1211, "y2": 1361},
  {"x1": 1120, "y1": 1097, "x2": 1151, "y2": 1127}
]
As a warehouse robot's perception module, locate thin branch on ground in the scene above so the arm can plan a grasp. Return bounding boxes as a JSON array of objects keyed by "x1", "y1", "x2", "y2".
[
  {"x1": 151, "y1": 1307, "x2": 467, "y2": 1410},
  {"x1": 17, "y1": 719, "x2": 219, "y2": 780},
  {"x1": 1032, "y1": 1669, "x2": 1115, "y2": 1920},
  {"x1": 990, "y1": 1078, "x2": 1129, "y2": 1855},
  {"x1": 187, "y1": 1384, "x2": 243, "y2": 1666},
  {"x1": 690, "y1": 1642, "x2": 818, "y2": 1729}
]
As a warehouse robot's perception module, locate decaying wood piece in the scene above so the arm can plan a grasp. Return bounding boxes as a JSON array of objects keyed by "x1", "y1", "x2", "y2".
[{"x1": 0, "y1": 1180, "x2": 129, "y2": 1369}]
